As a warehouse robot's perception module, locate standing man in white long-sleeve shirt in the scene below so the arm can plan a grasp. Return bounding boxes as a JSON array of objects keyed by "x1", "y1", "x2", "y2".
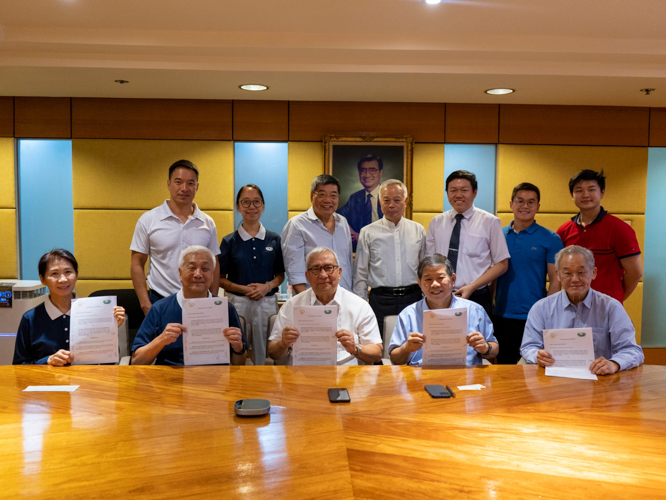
[
  {"x1": 353, "y1": 179, "x2": 426, "y2": 338},
  {"x1": 426, "y1": 170, "x2": 509, "y2": 318}
]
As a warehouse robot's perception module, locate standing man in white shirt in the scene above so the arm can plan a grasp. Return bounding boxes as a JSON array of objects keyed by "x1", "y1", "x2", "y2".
[
  {"x1": 426, "y1": 170, "x2": 510, "y2": 317},
  {"x1": 130, "y1": 159, "x2": 221, "y2": 316},
  {"x1": 353, "y1": 179, "x2": 426, "y2": 338},
  {"x1": 281, "y1": 174, "x2": 353, "y2": 293}
]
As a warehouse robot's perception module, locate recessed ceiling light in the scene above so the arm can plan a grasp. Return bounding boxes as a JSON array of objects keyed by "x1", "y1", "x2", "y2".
[
  {"x1": 485, "y1": 88, "x2": 514, "y2": 95},
  {"x1": 114, "y1": 79, "x2": 129, "y2": 84},
  {"x1": 424, "y1": 0, "x2": 442, "y2": 4},
  {"x1": 239, "y1": 84, "x2": 268, "y2": 92}
]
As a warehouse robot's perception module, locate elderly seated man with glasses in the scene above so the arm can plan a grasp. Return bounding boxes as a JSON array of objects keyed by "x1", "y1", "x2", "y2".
[
  {"x1": 521, "y1": 245, "x2": 644, "y2": 375},
  {"x1": 268, "y1": 246, "x2": 382, "y2": 365}
]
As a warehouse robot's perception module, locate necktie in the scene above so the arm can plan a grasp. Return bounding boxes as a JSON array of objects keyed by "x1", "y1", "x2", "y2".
[
  {"x1": 364, "y1": 193, "x2": 373, "y2": 226},
  {"x1": 447, "y1": 213, "x2": 464, "y2": 273}
]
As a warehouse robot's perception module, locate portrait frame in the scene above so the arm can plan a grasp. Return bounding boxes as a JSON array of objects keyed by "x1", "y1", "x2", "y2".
[{"x1": 323, "y1": 135, "x2": 414, "y2": 220}]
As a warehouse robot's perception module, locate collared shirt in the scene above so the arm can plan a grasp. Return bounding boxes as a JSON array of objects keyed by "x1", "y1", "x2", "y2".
[
  {"x1": 352, "y1": 216, "x2": 426, "y2": 299},
  {"x1": 268, "y1": 286, "x2": 382, "y2": 365},
  {"x1": 520, "y1": 289, "x2": 644, "y2": 371},
  {"x1": 557, "y1": 207, "x2": 641, "y2": 303},
  {"x1": 219, "y1": 223, "x2": 284, "y2": 297},
  {"x1": 494, "y1": 220, "x2": 563, "y2": 320},
  {"x1": 425, "y1": 205, "x2": 510, "y2": 289},
  {"x1": 388, "y1": 295, "x2": 497, "y2": 366},
  {"x1": 369, "y1": 185, "x2": 381, "y2": 222},
  {"x1": 130, "y1": 200, "x2": 221, "y2": 298},
  {"x1": 13, "y1": 296, "x2": 71, "y2": 365},
  {"x1": 132, "y1": 291, "x2": 245, "y2": 365},
  {"x1": 281, "y1": 207, "x2": 353, "y2": 290}
]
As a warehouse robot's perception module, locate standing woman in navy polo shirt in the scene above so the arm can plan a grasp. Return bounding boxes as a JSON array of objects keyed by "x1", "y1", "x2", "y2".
[
  {"x1": 13, "y1": 249, "x2": 126, "y2": 365},
  {"x1": 219, "y1": 185, "x2": 285, "y2": 365}
]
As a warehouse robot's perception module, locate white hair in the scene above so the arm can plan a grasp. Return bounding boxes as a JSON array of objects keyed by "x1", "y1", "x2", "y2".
[
  {"x1": 554, "y1": 245, "x2": 595, "y2": 271},
  {"x1": 379, "y1": 179, "x2": 408, "y2": 198},
  {"x1": 178, "y1": 245, "x2": 216, "y2": 269},
  {"x1": 305, "y1": 246, "x2": 339, "y2": 269}
]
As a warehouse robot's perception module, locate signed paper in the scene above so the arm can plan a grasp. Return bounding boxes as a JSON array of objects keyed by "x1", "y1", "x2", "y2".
[
  {"x1": 422, "y1": 307, "x2": 467, "y2": 366},
  {"x1": 70, "y1": 296, "x2": 119, "y2": 365},
  {"x1": 292, "y1": 305, "x2": 338, "y2": 366},
  {"x1": 543, "y1": 327, "x2": 598, "y2": 381},
  {"x1": 182, "y1": 297, "x2": 229, "y2": 365}
]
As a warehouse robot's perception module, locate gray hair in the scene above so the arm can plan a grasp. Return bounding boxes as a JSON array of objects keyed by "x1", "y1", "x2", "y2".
[
  {"x1": 305, "y1": 246, "x2": 339, "y2": 269},
  {"x1": 555, "y1": 245, "x2": 595, "y2": 271},
  {"x1": 178, "y1": 245, "x2": 216, "y2": 269},
  {"x1": 417, "y1": 254, "x2": 454, "y2": 279},
  {"x1": 310, "y1": 174, "x2": 340, "y2": 194},
  {"x1": 379, "y1": 179, "x2": 408, "y2": 198}
]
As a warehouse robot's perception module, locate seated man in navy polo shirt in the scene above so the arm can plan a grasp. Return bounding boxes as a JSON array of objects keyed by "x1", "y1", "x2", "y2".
[
  {"x1": 132, "y1": 245, "x2": 247, "y2": 365},
  {"x1": 493, "y1": 183, "x2": 563, "y2": 364}
]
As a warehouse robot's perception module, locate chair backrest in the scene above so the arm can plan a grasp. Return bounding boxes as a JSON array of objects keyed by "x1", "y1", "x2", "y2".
[
  {"x1": 268, "y1": 314, "x2": 289, "y2": 365},
  {"x1": 238, "y1": 315, "x2": 247, "y2": 347},
  {"x1": 118, "y1": 314, "x2": 130, "y2": 359},
  {"x1": 383, "y1": 315, "x2": 399, "y2": 360},
  {"x1": 89, "y1": 289, "x2": 144, "y2": 346}
]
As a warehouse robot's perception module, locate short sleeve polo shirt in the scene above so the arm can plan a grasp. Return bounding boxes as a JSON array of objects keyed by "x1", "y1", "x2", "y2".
[
  {"x1": 557, "y1": 208, "x2": 641, "y2": 303},
  {"x1": 494, "y1": 221, "x2": 563, "y2": 320}
]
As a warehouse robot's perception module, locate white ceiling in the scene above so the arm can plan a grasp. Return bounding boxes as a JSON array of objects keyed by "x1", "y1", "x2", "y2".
[{"x1": 1, "y1": 0, "x2": 665, "y2": 106}]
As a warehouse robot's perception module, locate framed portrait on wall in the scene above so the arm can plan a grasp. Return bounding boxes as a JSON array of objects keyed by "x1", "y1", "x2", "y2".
[{"x1": 324, "y1": 135, "x2": 413, "y2": 250}]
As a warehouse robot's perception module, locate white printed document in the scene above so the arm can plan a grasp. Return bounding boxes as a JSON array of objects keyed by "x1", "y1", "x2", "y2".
[
  {"x1": 182, "y1": 297, "x2": 230, "y2": 365},
  {"x1": 543, "y1": 327, "x2": 597, "y2": 381},
  {"x1": 422, "y1": 308, "x2": 468, "y2": 366},
  {"x1": 70, "y1": 296, "x2": 119, "y2": 365},
  {"x1": 292, "y1": 305, "x2": 338, "y2": 366}
]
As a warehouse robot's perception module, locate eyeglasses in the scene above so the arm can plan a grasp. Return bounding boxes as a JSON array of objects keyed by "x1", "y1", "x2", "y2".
[
  {"x1": 239, "y1": 199, "x2": 263, "y2": 208},
  {"x1": 307, "y1": 264, "x2": 338, "y2": 275},
  {"x1": 314, "y1": 191, "x2": 339, "y2": 201},
  {"x1": 560, "y1": 270, "x2": 589, "y2": 280},
  {"x1": 513, "y1": 199, "x2": 538, "y2": 207},
  {"x1": 359, "y1": 168, "x2": 380, "y2": 175}
]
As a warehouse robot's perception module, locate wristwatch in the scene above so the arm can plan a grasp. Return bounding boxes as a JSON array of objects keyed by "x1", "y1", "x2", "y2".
[
  {"x1": 483, "y1": 342, "x2": 492, "y2": 356},
  {"x1": 231, "y1": 345, "x2": 246, "y2": 356},
  {"x1": 353, "y1": 344, "x2": 362, "y2": 357}
]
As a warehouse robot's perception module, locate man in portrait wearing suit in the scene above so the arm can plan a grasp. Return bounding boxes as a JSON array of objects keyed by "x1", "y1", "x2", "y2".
[{"x1": 337, "y1": 154, "x2": 384, "y2": 251}]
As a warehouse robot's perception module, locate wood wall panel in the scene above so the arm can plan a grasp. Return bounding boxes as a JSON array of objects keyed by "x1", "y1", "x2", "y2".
[
  {"x1": 445, "y1": 104, "x2": 498, "y2": 144},
  {"x1": 72, "y1": 98, "x2": 232, "y2": 140},
  {"x1": 14, "y1": 97, "x2": 71, "y2": 138},
  {"x1": 499, "y1": 105, "x2": 650, "y2": 146},
  {"x1": 649, "y1": 108, "x2": 666, "y2": 147},
  {"x1": 233, "y1": 100, "x2": 288, "y2": 141},
  {"x1": 289, "y1": 102, "x2": 445, "y2": 143},
  {"x1": 644, "y1": 348, "x2": 666, "y2": 365},
  {"x1": 0, "y1": 97, "x2": 13, "y2": 137}
]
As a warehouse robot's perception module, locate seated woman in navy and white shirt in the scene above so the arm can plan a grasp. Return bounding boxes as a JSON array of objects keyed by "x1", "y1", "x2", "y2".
[{"x1": 13, "y1": 249, "x2": 125, "y2": 366}]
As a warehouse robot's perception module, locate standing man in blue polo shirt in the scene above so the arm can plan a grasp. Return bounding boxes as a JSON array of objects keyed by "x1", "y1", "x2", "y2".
[{"x1": 493, "y1": 183, "x2": 563, "y2": 364}]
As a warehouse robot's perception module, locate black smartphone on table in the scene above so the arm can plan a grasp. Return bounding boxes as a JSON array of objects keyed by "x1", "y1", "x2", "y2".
[
  {"x1": 328, "y1": 388, "x2": 351, "y2": 403},
  {"x1": 425, "y1": 385, "x2": 452, "y2": 399}
]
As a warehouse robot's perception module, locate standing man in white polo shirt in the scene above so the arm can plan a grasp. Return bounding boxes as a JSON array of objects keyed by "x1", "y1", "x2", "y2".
[
  {"x1": 130, "y1": 159, "x2": 221, "y2": 316},
  {"x1": 425, "y1": 170, "x2": 510, "y2": 317}
]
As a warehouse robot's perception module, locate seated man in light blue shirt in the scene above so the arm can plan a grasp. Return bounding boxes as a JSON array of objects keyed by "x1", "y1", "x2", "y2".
[
  {"x1": 389, "y1": 254, "x2": 498, "y2": 366},
  {"x1": 521, "y1": 245, "x2": 644, "y2": 375}
]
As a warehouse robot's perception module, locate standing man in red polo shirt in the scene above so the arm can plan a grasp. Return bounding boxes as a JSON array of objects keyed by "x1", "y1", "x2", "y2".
[{"x1": 557, "y1": 169, "x2": 642, "y2": 304}]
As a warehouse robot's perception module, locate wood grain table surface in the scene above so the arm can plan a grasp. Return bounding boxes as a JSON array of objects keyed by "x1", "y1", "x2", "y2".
[{"x1": 1, "y1": 364, "x2": 665, "y2": 499}]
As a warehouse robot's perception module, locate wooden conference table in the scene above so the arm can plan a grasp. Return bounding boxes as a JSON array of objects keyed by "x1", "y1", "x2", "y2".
[{"x1": 2, "y1": 364, "x2": 665, "y2": 499}]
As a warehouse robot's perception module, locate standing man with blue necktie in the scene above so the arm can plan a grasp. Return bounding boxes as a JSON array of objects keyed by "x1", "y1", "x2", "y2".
[
  {"x1": 425, "y1": 170, "x2": 510, "y2": 317},
  {"x1": 337, "y1": 154, "x2": 384, "y2": 251}
]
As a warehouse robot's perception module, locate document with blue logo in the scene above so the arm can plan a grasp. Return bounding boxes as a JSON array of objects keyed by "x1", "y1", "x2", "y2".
[
  {"x1": 182, "y1": 297, "x2": 230, "y2": 365},
  {"x1": 70, "y1": 296, "x2": 119, "y2": 365},
  {"x1": 292, "y1": 305, "x2": 338, "y2": 366},
  {"x1": 543, "y1": 327, "x2": 597, "y2": 380},
  {"x1": 422, "y1": 307, "x2": 467, "y2": 366}
]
